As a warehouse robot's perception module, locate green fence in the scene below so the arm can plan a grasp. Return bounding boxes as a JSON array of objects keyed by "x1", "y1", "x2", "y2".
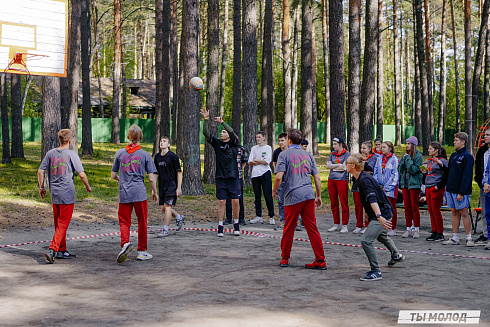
[{"x1": 0, "y1": 118, "x2": 456, "y2": 145}]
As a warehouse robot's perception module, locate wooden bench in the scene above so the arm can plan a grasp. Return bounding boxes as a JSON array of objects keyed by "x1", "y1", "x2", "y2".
[{"x1": 395, "y1": 203, "x2": 476, "y2": 234}]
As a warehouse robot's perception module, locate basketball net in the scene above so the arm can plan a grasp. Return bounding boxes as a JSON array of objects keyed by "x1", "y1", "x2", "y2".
[{"x1": 5, "y1": 52, "x2": 49, "y2": 75}]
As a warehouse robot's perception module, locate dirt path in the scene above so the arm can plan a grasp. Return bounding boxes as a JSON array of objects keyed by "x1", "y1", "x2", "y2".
[{"x1": 0, "y1": 209, "x2": 489, "y2": 326}]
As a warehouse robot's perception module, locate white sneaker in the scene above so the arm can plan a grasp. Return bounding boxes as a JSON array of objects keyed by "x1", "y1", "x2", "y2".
[
  {"x1": 402, "y1": 230, "x2": 412, "y2": 238},
  {"x1": 269, "y1": 217, "x2": 275, "y2": 225},
  {"x1": 360, "y1": 228, "x2": 366, "y2": 234},
  {"x1": 485, "y1": 241, "x2": 490, "y2": 250},
  {"x1": 465, "y1": 239, "x2": 475, "y2": 247},
  {"x1": 250, "y1": 216, "x2": 263, "y2": 224},
  {"x1": 412, "y1": 231, "x2": 420, "y2": 239},
  {"x1": 136, "y1": 251, "x2": 153, "y2": 260},
  {"x1": 352, "y1": 227, "x2": 363, "y2": 234},
  {"x1": 156, "y1": 230, "x2": 169, "y2": 238},
  {"x1": 340, "y1": 225, "x2": 349, "y2": 233},
  {"x1": 328, "y1": 225, "x2": 339, "y2": 232},
  {"x1": 387, "y1": 230, "x2": 396, "y2": 237}
]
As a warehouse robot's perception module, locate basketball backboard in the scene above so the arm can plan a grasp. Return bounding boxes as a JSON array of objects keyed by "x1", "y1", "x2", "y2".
[{"x1": 0, "y1": 0, "x2": 68, "y2": 77}]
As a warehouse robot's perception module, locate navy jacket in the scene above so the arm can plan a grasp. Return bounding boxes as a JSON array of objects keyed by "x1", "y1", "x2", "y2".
[{"x1": 446, "y1": 146, "x2": 474, "y2": 195}]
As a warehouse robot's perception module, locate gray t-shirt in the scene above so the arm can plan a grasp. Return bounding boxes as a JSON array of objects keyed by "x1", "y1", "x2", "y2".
[
  {"x1": 39, "y1": 148, "x2": 84, "y2": 204},
  {"x1": 327, "y1": 150, "x2": 350, "y2": 180},
  {"x1": 425, "y1": 157, "x2": 448, "y2": 188},
  {"x1": 112, "y1": 148, "x2": 157, "y2": 204},
  {"x1": 275, "y1": 145, "x2": 319, "y2": 206}
]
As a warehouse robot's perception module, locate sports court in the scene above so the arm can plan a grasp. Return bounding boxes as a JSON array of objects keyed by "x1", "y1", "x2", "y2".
[{"x1": 0, "y1": 210, "x2": 488, "y2": 326}]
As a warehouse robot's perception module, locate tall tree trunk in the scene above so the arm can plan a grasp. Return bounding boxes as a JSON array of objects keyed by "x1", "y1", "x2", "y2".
[
  {"x1": 60, "y1": 76, "x2": 69, "y2": 126},
  {"x1": 322, "y1": 0, "x2": 330, "y2": 144},
  {"x1": 311, "y1": 22, "x2": 318, "y2": 155},
  {"x1": 176, "y1": 30, "x2": 185, "y2": 157},
  {"x1": 232, "y1": 0, "x2": 242, "y2": 137},
  {"x1": 1, "y1": 74, "x2": 10, "y2": 164},
  {"x1": 203, "y1": 0, "x2": 220, "y2": 184},
  {"x1": 348, "y1": 0, "x2": 361, "y2": 152},
  {"x1": 154, "y1": 0, "x2": 172, "y2": 154},
  {"x1": 329, "y1": 0, "x2": 346, "y2": 142},
  {"x1": 219, "y1": 0, "x2": 229, "y2": 117},
  {"x1": 179, "y1": 0, "x2": 205, "y2": 195},
  {"x1": 112, "y1": 0, "x2": 122, "y2": 144},
  {"x1": 81, "y1": 0, "x2": 93, "y2": 156},
  {"x1": 376, "y1": 0, "x2": 384, "y2": 140},
  {"x1": 424, "y1": 0, "x2": 434, "y2": 140},
  {"x1": 262, "y1": 0, "x2": 275, "y2": 146},
  {"x1": 291, "y1": 6, "x2": 299, "y2": 130},
  {"x1": 283, "y1": 0, "x2": 292, "y2": 131},
  {"x1": 68, "y1": 0, "x2": 81, "y2": 150},
  {"x1": 242, "y1": 0, "x2": 259, "y2": 183},
  {"x1": 415, "y1": 0, "x2": 430, "y2": 154},
  {"x1": 464, "y1": 0, "x2": 473, "y2": 153},
  {"x1": 41, "y1": 77, "x2": 61, "y2": 159},
  {"x1": 301, "y1": 0, "x2": 313, "y2": 152},
  {"x1": 10, "y1": 74, "x2": 24, "y2": 159},
  {"x1": 394, "y1": 0, "x2": 401, "y2": 145},
  {"x1": 404, "y1": 10, "x2": 410, "y2": 140},
  {"x1": 472, "y1": 0, "x2": 490, "y2": 144},
  {"x1": 122, "y1": 42, "x2": 127, "y2": 119},
  {"x1": 450, "y1": 0, "x2": 461, "y2": 131},
  {"x1": 91, "y1": 0, "x2": 104, "y2": 118},
  {"x1": 485, "y1": 17, "x2": 490, "y2": 122},
  {"x1": 359, "y1": 0, "x2": 378, "y2": 142},
  {"x1": 171, "y1": 0, "x2": 179, "y2": 141},
  {"x1": 438, "y1": 0, "x2": 447, "y2": 145}
]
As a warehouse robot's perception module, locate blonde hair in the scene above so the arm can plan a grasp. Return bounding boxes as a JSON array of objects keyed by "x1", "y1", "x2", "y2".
[
  {"x1": 346, "y1": 153, "x2": 366, "y2": 171},
  {"x1": 127, "y1": 124, "x2": 143, "y2": 144},
  {"x1": 58, "y1": 129, "x2": 72, "y2": 145}
]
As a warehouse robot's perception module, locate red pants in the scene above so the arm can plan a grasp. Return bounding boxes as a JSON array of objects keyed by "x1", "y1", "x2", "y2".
[
  {"x1": 388, "y1": 196, "x2": 398, "y2": 229},
  {"x1": 50, "y1": 203, "x2": 75, "y2": 252},
  {"x1": 281, "y1": 199, "x2": 325, "y2": 261},
  {"x1": 328, "y1": 179, "x2": 349, "y2": 225},
  {"x1": 353, "y1": 192, "x2": 368, "y2": 228},
  {"x1": 118, "y1": 200, "x2": 148, "y2": 251},
  {"x1": 402, "y1": 188, "x2": 421, "y2": 227},
  {"x1": 426, "y1": 186, "x2": 445, "y2": 233}
]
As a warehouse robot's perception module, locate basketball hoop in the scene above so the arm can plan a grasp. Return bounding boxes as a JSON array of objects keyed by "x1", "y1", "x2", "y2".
[{"x1": 5, "y1": 52, "x2": 49, "y2": 75}]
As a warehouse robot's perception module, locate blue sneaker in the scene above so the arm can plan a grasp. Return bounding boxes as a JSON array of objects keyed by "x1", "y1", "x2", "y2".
[{"x1": 360, "y1": 270, "x2": 382, "y2": 281}]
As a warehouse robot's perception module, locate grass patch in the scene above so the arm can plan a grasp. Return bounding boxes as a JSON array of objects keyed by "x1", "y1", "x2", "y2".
[{"x1": 0, "y1": 142, "x2": 482, "y2": 211}]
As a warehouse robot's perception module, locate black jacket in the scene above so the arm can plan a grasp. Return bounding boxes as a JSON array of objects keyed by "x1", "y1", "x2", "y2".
[
  {"x1": 354, "y1": 171, "x2": 394, "y2": 221},
  {"x1": 475, "y1": 144, "x2": 490, "y2": 188}
]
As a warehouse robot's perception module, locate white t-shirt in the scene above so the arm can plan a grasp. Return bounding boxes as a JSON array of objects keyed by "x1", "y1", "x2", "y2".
[{"x1": 248, "y1": 144, "x2": 272, "y2": 178}]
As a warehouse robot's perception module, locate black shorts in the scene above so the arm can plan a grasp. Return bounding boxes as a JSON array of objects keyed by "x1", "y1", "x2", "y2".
[
  {"x1": 159, "y1": 189, "x2": 177, "y2": 206},
  {"x1": 216, "y1": 178, "x2": 241, "y2": 200}
]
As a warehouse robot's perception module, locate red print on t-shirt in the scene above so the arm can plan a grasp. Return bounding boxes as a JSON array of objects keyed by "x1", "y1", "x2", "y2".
[{"x1": 290, "y1": 154, "x2": 311, "y2": 174}]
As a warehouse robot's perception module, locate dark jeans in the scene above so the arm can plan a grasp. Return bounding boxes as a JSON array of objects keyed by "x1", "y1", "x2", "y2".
[
  {"x1": 226, "y1": 178, "x2": 244, "y2": 221},
  {"x1": 252, "y1": 170, "x2": 275, "y2": 218}
]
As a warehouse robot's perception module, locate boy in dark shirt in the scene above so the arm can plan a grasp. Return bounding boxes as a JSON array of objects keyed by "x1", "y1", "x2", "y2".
[
  {"x1": 201, "y1": 107, "x2": 241, "y2": 237},
  {"x1": 153, "y1": 136, "x2": 185, "y2": 237}
]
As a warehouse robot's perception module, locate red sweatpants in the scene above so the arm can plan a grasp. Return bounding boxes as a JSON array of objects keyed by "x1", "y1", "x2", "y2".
[
  {"x1": 281, "y1": 199, "x2": 325, "y2": 261},
  {"x1": 50, "y1": 203, "x2": 75, "y2": 252},
  {"x1": 388, "y1": 196, "x2": 398, "y2": 229},
  {"x1": 426, "y1": 186, "x2": 445, "y2": 234},
  {"x1": 328, "y1": 179, "x2": 350, "y2": 225},
  {"x1": 402, "y1": 188, "x2": 421, "y2": 227},
  {"x1": 118, "y1": 200, "x2": 148, "y2": 251},
  {"x1": 353, "y1": 191, "x2": 367, "y2": 228}
]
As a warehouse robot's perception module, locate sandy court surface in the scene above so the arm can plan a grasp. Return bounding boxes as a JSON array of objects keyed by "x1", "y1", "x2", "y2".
[{"x1": 0, "y1": 210, "x2": 489, "y2": 327}]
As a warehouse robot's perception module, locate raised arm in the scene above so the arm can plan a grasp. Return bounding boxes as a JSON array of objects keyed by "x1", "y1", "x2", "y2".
[{"x1": 200, "y1": 107, "x2": 211, "y2": 141}]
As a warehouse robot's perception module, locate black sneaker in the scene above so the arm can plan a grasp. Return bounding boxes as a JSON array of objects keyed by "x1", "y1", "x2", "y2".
[
  {"x1": 217, "y1": 225, "x2": 224, "y2": 237},
  {"x1": 434, "y1": 233, "x2": 445, "y2": 242},
  {"x1": 474, "y1": 235, "x2": 488, "y2": 245},
  {"x1": 426, "y1": 232, "x2": 438, "y2": 241},
  {"x1": 233, "y1": 223, "x2": 240, "y2": 236},
  {"x1": 388, "y1": 254, "x2": 405, "y2": 266},
  {"x1": 223, "y1": 219, "x2": 232, "y2": 225},
  {"x1": 56, "y1": 251, "x2": 77, "y2": 259},
  {"x1": 239, "y1": 220, "x2": 247, "y2": 226},
  {"x1": 45, "y1": 249, "x2": 55, "y2": 264}
]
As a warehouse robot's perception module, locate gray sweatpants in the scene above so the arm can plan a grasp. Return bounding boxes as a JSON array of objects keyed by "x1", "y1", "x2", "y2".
[{"x1": 361, "y1": 219, "x2": 400, "y2": 272}]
